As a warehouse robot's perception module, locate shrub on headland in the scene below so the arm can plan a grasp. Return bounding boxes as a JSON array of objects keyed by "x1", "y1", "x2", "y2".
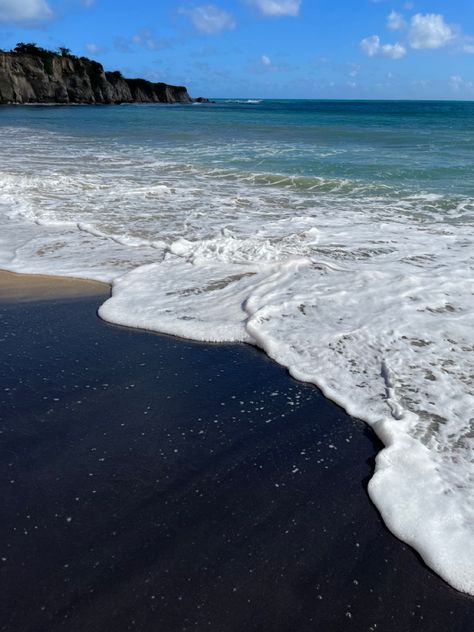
[
  {"x1": 9, "y1": 44, "x2": 107, "y2": 82},
  {"x1": 12, "y1": 42, "x2": 56, "y2": 75},
  {"x1": 13, "y1": 42, "x2": 44, "y2": 55},
  {"x1": 105, "y1": 71, "x2": 124, "y2": 83}
]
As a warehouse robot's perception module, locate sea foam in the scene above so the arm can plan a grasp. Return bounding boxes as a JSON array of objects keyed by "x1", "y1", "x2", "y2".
[{"x1": 1, "y1": 118, "x2": 474, "y2": 594}]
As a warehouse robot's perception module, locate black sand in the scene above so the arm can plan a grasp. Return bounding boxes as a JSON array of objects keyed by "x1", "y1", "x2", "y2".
[{"x1": 0, "y1": 281, "x2": 473, "y2": 631}]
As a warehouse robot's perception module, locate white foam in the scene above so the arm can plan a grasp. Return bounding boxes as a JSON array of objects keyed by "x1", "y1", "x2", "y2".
[
  {"x1": 1, "y1": 125, "x2": 474, "y2": 594},
  {"x1": 223, "y1": 99, "x2": 263, "y2": 104}
]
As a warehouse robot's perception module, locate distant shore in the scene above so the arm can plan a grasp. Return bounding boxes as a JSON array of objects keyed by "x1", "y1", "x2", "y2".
[
  {"x1": 1, "y1": 269, "x2": 473, "y2": 631},
  {"x1": 0, "y1": 47, "x2": 203, "y2": 105}
]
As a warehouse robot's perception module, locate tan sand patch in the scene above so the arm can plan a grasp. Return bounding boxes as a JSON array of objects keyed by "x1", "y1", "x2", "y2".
[{"x1": 0, "y1": 270, "x2": 109, "y2": 302}]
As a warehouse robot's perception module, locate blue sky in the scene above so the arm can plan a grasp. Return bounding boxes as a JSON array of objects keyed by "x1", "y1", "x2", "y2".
[{"x1": 0, "y1": 0, "x2": 473, "y2": 99}]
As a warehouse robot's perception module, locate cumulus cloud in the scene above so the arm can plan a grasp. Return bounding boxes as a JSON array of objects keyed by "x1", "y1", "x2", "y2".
[
  {"x1": 0, "y1": 0, "x2": 52, "y2": 23},
  {"x1": 362, "y1": 11, "x2": 474, "y2": 60},
  {"x1": 408, "y1": 13, "x2": 455, "y2": 49},
  {"x1": 248, "y1": 0, "x2": 301, "y2": 17},
  {"x1": 360, "y1": 35, "x2": 406, "y2": 59},
  {"x1": 449, "y1": 75, "x2": 473, "y2": 91},
  {"x1": 261, "y1": 54, "x2": 272, "y2": 66},
  {"x1": 387, "y1": 11, "x2": 405, "y2": 31},
  {"x1": 180, "y1": 4, "x2": 236, "y2": 35}
]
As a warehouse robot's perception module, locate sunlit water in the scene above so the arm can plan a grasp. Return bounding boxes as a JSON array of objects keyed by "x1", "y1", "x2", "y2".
[{"x1": 1, "y1": 100, "x2": 473, "y2": 593}]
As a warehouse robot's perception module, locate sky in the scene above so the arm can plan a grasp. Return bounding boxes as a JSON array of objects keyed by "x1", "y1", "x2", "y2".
[{"x1": 0, "y1": 0, "x2": 473, "y2": 99}]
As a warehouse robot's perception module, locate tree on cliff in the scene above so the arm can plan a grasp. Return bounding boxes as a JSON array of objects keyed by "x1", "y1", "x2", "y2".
[
  {"x1": 13, "y1": 43, "x2": 55, "y2": 75},
  {"x1": 14, "y1": 43, "x2": 44, "y2": 55}
]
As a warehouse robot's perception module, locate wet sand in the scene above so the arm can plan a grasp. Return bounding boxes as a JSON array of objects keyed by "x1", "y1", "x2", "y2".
[
  {"x1": 0, "y1": 270, "x2": 107, "y2": 302},
  {"x1": 0, "y1": 272, "x2": 473, "y2": 631}
]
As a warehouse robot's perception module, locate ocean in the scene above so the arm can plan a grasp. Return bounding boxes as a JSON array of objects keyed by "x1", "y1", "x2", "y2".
[{"x1": 0, "y1": 99, "x2": 473, "y2": 594}]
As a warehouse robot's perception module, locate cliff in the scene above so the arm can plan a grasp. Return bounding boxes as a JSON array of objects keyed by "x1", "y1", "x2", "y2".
[{"x1": 0, "y1": 50, "x2": 197, "y2": 105}]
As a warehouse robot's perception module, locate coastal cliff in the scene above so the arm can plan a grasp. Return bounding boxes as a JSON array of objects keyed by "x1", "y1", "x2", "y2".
[{"x1": 0, "y1": 48, "x2": 196, "y2": 105}]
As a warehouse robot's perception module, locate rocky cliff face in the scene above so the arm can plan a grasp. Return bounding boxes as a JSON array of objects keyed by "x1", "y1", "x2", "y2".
[{"x1": 0, "y1": 52, "x2": 194, "y2": 104}]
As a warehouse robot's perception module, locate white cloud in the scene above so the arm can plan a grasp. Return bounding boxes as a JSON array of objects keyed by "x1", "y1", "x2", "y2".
[
  {"x1": 449, "y1": 75, "x2": 473, "y2": 92},
  {"x1": 180, "y1": 4, "x2": 236, "y2": 35},
  {"x1": 85, "y1": 43, "x2": 99, "y2": 54},
  {"x1": 131, "y1": 28, "x2": 167, "y2": 50},
  {"x1": 408, "y1": 13, "x2": 455, "y2": 50},
  {"x1": 360, "y1": 35, "x2": 379, "y2": 57},
  {"x1": 380, "y1": 42, "x2": 406, "y2": 59},
  {"x1": 387, "y1": 11, "x2": 405, "y2": 31},
  {"x1": 85, "y1": 42, "x2": 107, "y2": 55},
  {"x1": 0, "y1": 0, "x2": 52, "y2": 23},
  {"x1": 449, "y1": 75, "x2": 463, "y2": 90},
  {"x1": 362, "y1": 10, "x2": 474, "y2": 60},
  {"x1": 113, "y1": 29, "x2": 172, "y2": 53},
  {"x1": 252, "y1": 53, "x2": 289, "y2": 73},
  {"x1": 348, "y1": 63, "x2": 360, "y2": 78},
  {"x1": 360, "y1": 35, "x2": 406, "y2": 59},
  {"x1": 249, "y1": 0, "x2": 301, "y2": 17},
  {"x1": 83, "y1": 0, "x2": 95, "y2": 6},
  {"x1": 411, "y1": 78, "x2": 430, "y2": 89}
]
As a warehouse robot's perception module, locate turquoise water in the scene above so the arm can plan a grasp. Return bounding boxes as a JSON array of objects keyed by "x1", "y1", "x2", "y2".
[
  {"x1": 1, "y1": 100, "x2": 474, "y2": 594},
  {"x1": 1, "y1": 100, "x2": 474, "y2": 195}
]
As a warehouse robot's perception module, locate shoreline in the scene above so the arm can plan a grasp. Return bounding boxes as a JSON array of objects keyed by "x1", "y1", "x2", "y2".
[
  {"x1": 1, "y1": 269, "x2": 473, "y2": 631},
  {"x1": 0, "y1": 269, "x2": 108, "y2": 302}
]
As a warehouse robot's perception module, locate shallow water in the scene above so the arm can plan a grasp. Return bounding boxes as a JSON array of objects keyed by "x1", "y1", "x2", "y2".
[{"x1": 1, "y1": 100, "x2": 473, "y2": 593}]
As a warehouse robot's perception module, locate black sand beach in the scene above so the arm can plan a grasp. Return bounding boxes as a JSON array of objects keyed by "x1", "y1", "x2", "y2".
[{"x1": 0, "y1": 271, "x2": 473, "y2": 632}]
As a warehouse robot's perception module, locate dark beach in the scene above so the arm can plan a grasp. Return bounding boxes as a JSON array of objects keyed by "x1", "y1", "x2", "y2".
[{"x1": 0, "y1": 271, "x2": 473, "y2": 632}]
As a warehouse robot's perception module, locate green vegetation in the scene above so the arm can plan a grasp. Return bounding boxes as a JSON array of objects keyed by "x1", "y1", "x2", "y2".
[
  {"x1": 12, "y1": 43, "x2": 55, "y2": 75},
  {"x1": 10, "y1": 44, "x2": 80, "y2": 72},
  {"x1": 13, "y1": 43, "x2": 43, "y2": 55},
  {"x1": 105, "y1": 71, "x2": 124, "y2": 83},
  {"x1": 4, "y1": 45, "x2": 168, "y2": 96},
  {"x1": 126, "y1": 78, "x2": 155, "y2": 93},
  {"x1": 9, "y1": 44, "x2": 108, "y2": 85}
]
